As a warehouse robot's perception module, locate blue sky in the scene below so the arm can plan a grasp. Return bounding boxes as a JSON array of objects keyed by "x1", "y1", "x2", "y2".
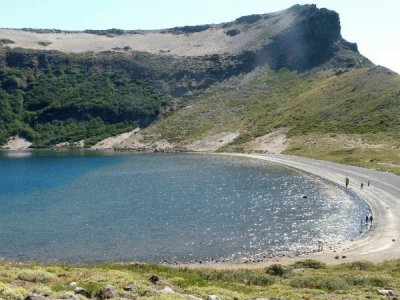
[{"x1": 1, "y1": 0, "x2": 399, "y2": 73}]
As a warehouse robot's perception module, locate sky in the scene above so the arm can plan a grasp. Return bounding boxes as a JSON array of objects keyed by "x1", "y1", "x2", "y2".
[{"x1": 1, "y1": 0, "x2": 399, "y2": 73}]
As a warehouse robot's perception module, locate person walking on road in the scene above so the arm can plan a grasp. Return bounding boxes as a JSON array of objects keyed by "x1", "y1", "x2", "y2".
[{"x1": 345, "y1": 177, "x2": 349, "y2": 188}]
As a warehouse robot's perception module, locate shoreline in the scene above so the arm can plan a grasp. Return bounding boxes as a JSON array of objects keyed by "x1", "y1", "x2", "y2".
[
  {"x1": 174, "y1": 153, "x2": 400, "y2": 269},
  {"x1": 1, "y1": 150, "x2": 399, "y2": 268}
]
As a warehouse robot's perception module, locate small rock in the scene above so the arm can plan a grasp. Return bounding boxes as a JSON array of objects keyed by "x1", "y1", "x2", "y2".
[
  {"x1": 302, "y1": 195, "x2": 308, "y2": 198},
  {"x1": 335, "y1": 255, "x2": 340, "y2": 259},
  {"x1": 393, "y1": 238, "x2": 396, "y2": 242},
  {"x1": 69, "y1": 282, "x2": 77, "y2": 287},
  {"x1": 60, "y1": 292, "x2": 79, "y2": 300},
  {"x1": 24, "y1": 295, "x2": 47, "y2": 300},
  {"x1": 377, "y1": 289, "x2": 395, "y2": 296},
  {"x1": 123, "y1": 284, "x2": 137, "y2": 291},
  {"x1": 342, "y1": 255, "x2": 347, "y2": 259},
  {"x1": 207, "y1": 295, "x2": 220, "y2": 300},
  {"x1": 160, "y1": 286, "x2": 174, "y2": 294},
  {"x1": 98, "y1": 284, "x2": 117, "y2": 299},
  {"x1": 149, "y1": 274, "x2": 160, "y2": 284}
]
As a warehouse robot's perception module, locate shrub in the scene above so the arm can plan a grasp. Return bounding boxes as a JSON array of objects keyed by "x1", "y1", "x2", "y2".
[
  {"x1": 17, "y1": 269, "x2": 56, "y2": 283},
  {"x1": 291, "y1": 259, "x2": 326, "y2": 269},
  {"x1": 265, "y1": 264, "x2": 286, "y2": 276},
  {"x1": 289, "y1": 275, "x2": 347, "y2": 291},
  {"x1": 347, "y1": 261, "x2": 375, "y2": 271}
]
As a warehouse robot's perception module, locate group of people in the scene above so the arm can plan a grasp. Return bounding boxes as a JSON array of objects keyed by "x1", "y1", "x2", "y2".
[
  {"x1": 346, "y1": 176, "x2": 374, "y2": 228},
  {"x1": 345, "y1": 177, "x2": 370, "y2": 189},
  {"x1": 366, "y1": 214, "x2": 373, "y2": 225}
]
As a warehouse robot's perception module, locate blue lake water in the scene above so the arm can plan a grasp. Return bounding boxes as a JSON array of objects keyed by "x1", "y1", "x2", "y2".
[{"x1": 0, "y1": 151, "x2": 369, "y2": 263}]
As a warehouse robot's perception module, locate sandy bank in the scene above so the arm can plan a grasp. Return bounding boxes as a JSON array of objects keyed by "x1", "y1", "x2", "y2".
[
  {"x1": 1, "y1": 135, "x2": 32, "y2": 150},
  {"x1": 181, "y1": 153, "x2": 400, "y2": 269}
]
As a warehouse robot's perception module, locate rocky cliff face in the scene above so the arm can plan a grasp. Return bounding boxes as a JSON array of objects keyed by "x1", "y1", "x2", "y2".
[{"x1": 0, "y1": 4, "x2": 372, "y2": 147}]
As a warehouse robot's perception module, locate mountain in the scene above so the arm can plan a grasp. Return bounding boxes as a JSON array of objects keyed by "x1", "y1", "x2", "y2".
[{"x1": 0, "y1": 4, "x2": 399, "y2": 173}]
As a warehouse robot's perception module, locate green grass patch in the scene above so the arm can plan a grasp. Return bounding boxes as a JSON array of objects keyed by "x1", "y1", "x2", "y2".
[{"x1": 1, "y1": 259, "x2": 400, "y2": 299}]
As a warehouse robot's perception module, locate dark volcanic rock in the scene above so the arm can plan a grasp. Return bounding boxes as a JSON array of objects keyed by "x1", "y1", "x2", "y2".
[
  {"x1": 257, "y1": 4, "x2": 342, "y2": 71},
  {"x1": 165, "y1": 25, "x2": 211, "y2": 34},
  {"x1": 97, "y1": 284, "x2": 117, "y2": 299},
  {"x1": 235, "y1": 14, "x2": 262, "y2": 24},
  {"x1": 225, "y1": 29, "x2": 241, "y2": 36}
]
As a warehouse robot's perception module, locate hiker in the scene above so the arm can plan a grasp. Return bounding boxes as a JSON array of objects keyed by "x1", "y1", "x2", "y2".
[
  {"x1": 345, "y1": 177, "x2": 349, "y2": 188},
  {"x1": 317, "y1": 240, "x2": 323, "y2": 252},
  {"x1": 361, "y1": 183, "x2": 364, "y2": 189},
  {"x1": 370, "y1": 215, "x2": 373, "y2": 226},
  {"x1": 368, "y1": 180, "x2": 370, "y2": 187},
  {"x1": 366, "y1": 215, "x2": 369, "y2": 224}
]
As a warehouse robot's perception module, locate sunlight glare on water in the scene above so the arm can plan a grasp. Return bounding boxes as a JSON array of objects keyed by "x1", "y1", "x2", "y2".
[{"x1": 0, "y1": 152, "x2": 369, "y2": 263}]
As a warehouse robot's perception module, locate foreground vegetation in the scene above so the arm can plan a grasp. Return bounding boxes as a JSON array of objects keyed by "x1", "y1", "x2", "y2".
[{"x1": 0, "y1": 259, "x2": 399, "y2": 299}]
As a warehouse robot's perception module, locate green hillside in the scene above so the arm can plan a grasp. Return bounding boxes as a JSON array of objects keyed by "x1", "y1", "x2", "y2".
[
  {"x1": 144, "y1": 65, "x2": 400, "y2": 173},
  {"x1": 0, "y1": 67, "x2": 170, "y2": 147}
]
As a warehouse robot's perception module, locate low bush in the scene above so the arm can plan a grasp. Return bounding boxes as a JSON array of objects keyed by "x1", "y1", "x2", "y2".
[
  {"x1": 291, "y1": 259, "x2": 326, "y2": 269},
  {"x1": 265, "y1": 264, "x2": 286, "y2": 276},
  {"x1": 17, "y1": 269, "x2": 56, "y2": 283}
]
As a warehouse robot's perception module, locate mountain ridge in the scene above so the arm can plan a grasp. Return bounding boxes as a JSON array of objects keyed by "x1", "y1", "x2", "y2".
[
  {"x1": 0, "y1": 4, "x2": 399, "y2": 173},
  {"x1": 0, "y1": 4, "x2": 355, "y2": 61}
]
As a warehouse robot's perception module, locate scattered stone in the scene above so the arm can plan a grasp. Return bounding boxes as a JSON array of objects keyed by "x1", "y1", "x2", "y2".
[
  {"x1": 38, "y1": 41, "x2": 52, "y2": 46},
  {"x1": 69, "y1": 282, "x2": 77, "y2": 287},
  {"x1": 60, "y1": 292, "x2": 79, "y2": 300},
  {"x1": 149, "y1": 274, "x2": 160, "y2": 284},
  {"x1": 393, "y1": 238, "x2": 396, "y2": 242},
  {"x1": 342, "y1": 255, "x2": 347, "y2": 259},
  {"x1": 302, "y1": 195, "x2": 308, "y2": 198},
  {"x1": 377, "y1": 289, "x2": 395, "y2": 296},
  {"x1": 74, "y1": 286, "x2": 91, "y2": 298},
  {"x1": 207, "y1": 295, "x2": 220, "y2": 300},
  {"x1": 335, "y1": 255, "x2": 340, "y2": 259},
  {"x1": 160, "y1": 286, "x2": 174, "y2": 294},
  {"x1": 98, "y1": 284, "x2": 117, "y2": 299},
  {"x1": 24, "y1": 294, "x2": 47, "y2": 300}
]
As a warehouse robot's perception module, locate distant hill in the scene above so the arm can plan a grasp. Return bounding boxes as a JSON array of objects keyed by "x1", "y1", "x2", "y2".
[{"x1": 0, "y1": 4, "x2": 399, "y2": 173}]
